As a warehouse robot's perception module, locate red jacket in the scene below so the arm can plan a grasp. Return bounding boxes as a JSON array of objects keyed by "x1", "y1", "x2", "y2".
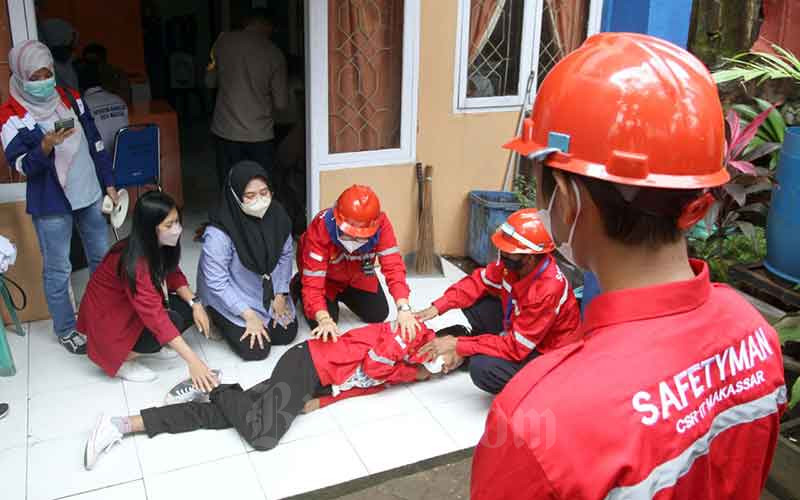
[
  {"x1": 298, "y1": 208, "x2": 410, "y2": 318},
  {"x1": 471, "y1": 260, "x2": 787, "y2": 500},
  {"x1": 78, "y1": 248, "x2": 189, "y2": 376},
  {"x1": 308, "y1": 322, "x2": 435, "y2": 407},
  {"x1": 433, "y1": 254, "x2": 580, "y2": 362}
]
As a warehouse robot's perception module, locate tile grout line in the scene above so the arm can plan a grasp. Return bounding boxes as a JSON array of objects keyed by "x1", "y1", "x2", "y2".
[
  {"x1": 52, "y1": 478, "x2": 145, "y2": 500},
  {"x1": 244, "y1": 449, "x2": 271, "y2": 500},
  {"x1": 331, "y1": 403, "x2": 372, "y2": 477},
  {"x1": 25, "y1": 321, "x2": 31, "y2": 500},
  {"x1": 121, "y1": 379, "x2": 148, "y2": 492}
]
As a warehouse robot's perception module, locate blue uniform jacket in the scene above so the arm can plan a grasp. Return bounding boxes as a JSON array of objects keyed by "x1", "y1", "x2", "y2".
[{"x1": 0, "y1": 87, "x2": 113, "y2": 216}]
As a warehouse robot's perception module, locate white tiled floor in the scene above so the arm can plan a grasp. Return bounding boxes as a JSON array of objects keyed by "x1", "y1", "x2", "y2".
[{"x1": 0, "y1": 215, "x2": 492, "y2": 500}]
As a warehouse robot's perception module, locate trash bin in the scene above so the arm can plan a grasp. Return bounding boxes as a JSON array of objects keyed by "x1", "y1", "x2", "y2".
[
  {"x1": 766, "y1": 126, "x2": 800, "y2": 284},
  {"x1": 468, "y1": 191, "x2": 521, "y2": 266}
]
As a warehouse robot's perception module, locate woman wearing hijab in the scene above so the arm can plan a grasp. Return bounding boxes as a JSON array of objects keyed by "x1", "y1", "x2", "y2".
[
  {"x1": 197, "y1": 161, "x2": 297, "y2": 361},
  {"x1": 0, "y1": 40, "x2": 117, "y2": 354}
]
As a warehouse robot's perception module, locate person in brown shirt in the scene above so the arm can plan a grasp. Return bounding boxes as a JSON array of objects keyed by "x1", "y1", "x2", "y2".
[{"x1": 206, "y1": 9, "x2": 288, "y2": 188}]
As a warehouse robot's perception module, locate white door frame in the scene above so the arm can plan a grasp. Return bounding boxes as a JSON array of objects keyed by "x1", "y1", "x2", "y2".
[
  {"x1": 304, "y1": 0, "x2": 421, "y2": 218},
  {"x1": 7, "y1": 0, "x2": 38, "y2": 44}
]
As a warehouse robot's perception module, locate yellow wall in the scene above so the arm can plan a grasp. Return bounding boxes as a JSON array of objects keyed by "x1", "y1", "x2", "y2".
[{"x1": 320, "y1": 0, "x2": 518, "y2": 256}]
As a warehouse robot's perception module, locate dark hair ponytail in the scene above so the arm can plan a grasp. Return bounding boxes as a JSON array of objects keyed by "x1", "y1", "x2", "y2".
[{"x1": 114, "y1": 191, "x2": 181, "y2": 294}]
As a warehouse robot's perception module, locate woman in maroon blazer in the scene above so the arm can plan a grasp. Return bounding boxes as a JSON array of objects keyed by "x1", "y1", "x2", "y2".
[{"x1": 77, "y1": 191, "x2": 217, "y2": 390}]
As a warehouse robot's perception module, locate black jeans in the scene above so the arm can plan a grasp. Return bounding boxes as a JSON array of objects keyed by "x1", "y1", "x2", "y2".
[
  {"x1": 303, "y1": 285, "x2": 390, "y2": 329},
  {"x1": 132, "y1": 294, "x2": 194, "y2": 354},
  {"x1": 207, "y1": 306, "x2": 298, "y2": 362},
  {"x1": 461, "y1": 295, "x2": 541, "y2": 395},
  {"x1": 141, "y1": 342, "x2": 323, "y2": 451},
  {"x1": 215, "y1": 135, "x2": 276, "y2": 188}
]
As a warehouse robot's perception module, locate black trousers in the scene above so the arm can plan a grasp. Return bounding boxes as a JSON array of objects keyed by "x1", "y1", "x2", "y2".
[
  {"x1": 141, "y1": 342, "x2": 323, "y2": 451},
  {"x1": 207, "y1": 306, "x2": 298, "y2": 362},
  {"x1": 214, "y1": 135, "x2": 276, "y2": 188},
  {"x1": 303, "y1": 285, "x2": 390, "y2": 329},
  {"x1": 132, "y1": 294, "x2": 194, "y2": 354},
  {"x1": 461, "y1": 295, "x2": 541, "y2": 395}
]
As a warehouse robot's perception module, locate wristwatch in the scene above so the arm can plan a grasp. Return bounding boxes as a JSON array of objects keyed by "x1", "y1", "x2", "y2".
[
  {"x1": 397, "y1": 304, "x2": 412, "y2": 313},
  {"x1": 188, "y1": 296, "x2": 201, "y2": 307}
]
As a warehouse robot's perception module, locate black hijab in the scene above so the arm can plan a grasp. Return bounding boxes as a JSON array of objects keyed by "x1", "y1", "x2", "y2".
[{"x1": 209, "y1": 161, "x2": 292, "y2": 277}]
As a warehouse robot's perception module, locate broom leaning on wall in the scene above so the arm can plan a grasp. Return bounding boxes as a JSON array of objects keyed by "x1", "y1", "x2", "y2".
[{"x1": 404, "y1": 164, "x2": 443, "y2": 277}]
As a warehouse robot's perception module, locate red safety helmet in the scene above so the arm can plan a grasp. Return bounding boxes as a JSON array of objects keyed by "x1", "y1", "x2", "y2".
[
  {"x1": 491, "y1": 208, "x2": 555, "y2": 255},
  {"x1": 334, "y1": 185, "x2": 381, "y2": 238},
  {"x1": 504, "y1": 33, "x2": 729, "y2": 190}
]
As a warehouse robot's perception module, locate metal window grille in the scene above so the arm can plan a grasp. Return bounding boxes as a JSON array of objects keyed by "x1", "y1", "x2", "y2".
[{"x1": 467, "y1": 0, "x2": 525, "y2": 97}]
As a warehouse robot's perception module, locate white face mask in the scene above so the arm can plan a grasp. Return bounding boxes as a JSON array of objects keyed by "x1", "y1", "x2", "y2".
[
  {"x1": 240, "y1": 195, "x2": 272, "y2": 219},
  {"x1": 538, "y1": 179, "x2": 581, "y2": 266},
  {"x1": 158, "y1": 222, "x2": 182, "y2": 247},
  {"x1": 339, "y1": 236, "x2": 367, "y2": 254}
]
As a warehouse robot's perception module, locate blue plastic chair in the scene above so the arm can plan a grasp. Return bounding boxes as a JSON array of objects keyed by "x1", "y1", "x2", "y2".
[{"x1": 111, "y1": 124, "x2": 161, "y2": 240}]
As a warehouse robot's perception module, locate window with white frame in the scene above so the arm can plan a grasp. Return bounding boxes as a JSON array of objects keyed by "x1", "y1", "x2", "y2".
[
  {"x1": 308, "y1": 0, "x2": 420, "y2": 169},
  {"x1": 455, "y1": 0, "x2": 603, "y2": 112}
]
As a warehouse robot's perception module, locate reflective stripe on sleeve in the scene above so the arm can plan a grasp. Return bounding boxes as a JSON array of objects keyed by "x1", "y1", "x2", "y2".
[
  {"x1": 513, "y1": 331, "x2": 536, "y2": 351},
  {"x1": 309, "y1": 251, "x2": 324, "y2": 262},
  {"x1": 302, "y1": 269, "x2": 327, "y2": 278},
  {"x1": 368, "y1": 349, "x2": 396, "y2": 366},
  {"x1": 481, "y1": 269, "x2": 502, "y2": 289},
  {"x1": 605, "y1": 386, "x2": 787, "y2": 500},
  {"x1": 377, "y1": 246, "x2": 400, "y2": 256},
  {"x1": 394, "y1": 335, "x2": 407, "y2": 350},
  {"x1": 555, "y1": 280, "x2": 569, "y2": 315}
]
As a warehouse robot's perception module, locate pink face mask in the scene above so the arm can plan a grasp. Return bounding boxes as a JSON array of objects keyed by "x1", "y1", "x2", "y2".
[{"x1": 158, "y1": 222, "x2": 182, "y2": 247}]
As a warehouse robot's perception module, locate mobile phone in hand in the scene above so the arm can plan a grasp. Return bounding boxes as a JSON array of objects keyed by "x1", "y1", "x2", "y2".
[{"x1": 54, "y1": 118, "x2": 75, "y2": 132}]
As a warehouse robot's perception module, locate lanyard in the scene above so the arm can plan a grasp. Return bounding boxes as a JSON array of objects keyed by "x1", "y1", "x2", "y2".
[{"x1": 504, "y1": 256, "x2": 550, "y2": 324}]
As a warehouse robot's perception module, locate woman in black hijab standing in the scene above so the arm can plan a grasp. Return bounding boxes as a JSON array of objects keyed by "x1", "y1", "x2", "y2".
[{"x1": 196, "y1": 161, "x2": 297, "y2": 361}]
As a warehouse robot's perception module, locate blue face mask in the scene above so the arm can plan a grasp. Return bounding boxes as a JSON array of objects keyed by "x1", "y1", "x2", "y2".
[{"x1": 23, "y1": 77, "x2": 56, "y2": 101}]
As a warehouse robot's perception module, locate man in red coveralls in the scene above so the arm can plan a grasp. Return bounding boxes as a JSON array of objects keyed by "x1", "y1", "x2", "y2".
[
  {"x1": 293, "y1": 184, "x2": 420, "y2": 342},
  {"x1": 471, "y1": 33, "x2": 786, "y2": 499},
  {"x1": 416, "y1": 208, "x2": 580, "y2": 394}
]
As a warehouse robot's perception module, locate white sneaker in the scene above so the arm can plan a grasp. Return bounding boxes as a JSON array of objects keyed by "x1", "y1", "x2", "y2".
[
  {"x1": 84, "y1": 414, "x2": 123, "y2": 470},
  {"x1": 116, "y1": 360, "x2": 157, "y2": 382},
  {"x1": 140, "y1": 346, "x2": 179, "y2": 360}
]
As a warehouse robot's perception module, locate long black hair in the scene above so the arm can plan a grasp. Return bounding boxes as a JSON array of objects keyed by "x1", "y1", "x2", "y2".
[{"x1": 113, "y1": 191, "x2": 181, "y2": 295}]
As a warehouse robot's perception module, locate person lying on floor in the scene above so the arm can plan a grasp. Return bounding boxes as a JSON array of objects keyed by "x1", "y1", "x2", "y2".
[
  {"x1": 83, "y1": 323, "x2": 467, "y2": 470},
  {"x1": 78, "y1": 191, "x2": 218, "y2": 388},
  {"x1": 416, "y1": 208, "x2": 581, "y2": 394}
]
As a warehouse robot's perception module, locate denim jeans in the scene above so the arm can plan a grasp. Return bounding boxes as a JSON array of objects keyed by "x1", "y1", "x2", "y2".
[{"x1": 32, "y1": 198, "x2": 109, "y2": 338}]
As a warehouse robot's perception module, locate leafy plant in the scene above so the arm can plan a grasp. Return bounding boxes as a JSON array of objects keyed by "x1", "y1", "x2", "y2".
[
  {"x1": 688, "y1": 226, "x2": 766, "y2": 282},
  {"x1": 512, "y1": 174, "x2": 536, "y2": 208},
  {"x1": 713, "y1": 44, "x2": 800, "y2": 86},
  {"x1": 731, "y1": 97, "x2": 787, "y2": 168},
  {"x1": 773, "y1": 313, "x2": 800, "y2": 410},
  {"x1": 687, "y1": 105, "x2": 777, "y2": 281}
]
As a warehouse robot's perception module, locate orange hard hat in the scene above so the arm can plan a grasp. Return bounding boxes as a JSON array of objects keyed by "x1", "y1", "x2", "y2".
[
  {"x1": 491, "y1": 208, "x2": 555, "y2": 254},
  {"x1": 504, "y1": 32, "x2": 729, "y2": 189},
  {"x1": 334, "y1": 185, "x2": 381, "y2": 238}
]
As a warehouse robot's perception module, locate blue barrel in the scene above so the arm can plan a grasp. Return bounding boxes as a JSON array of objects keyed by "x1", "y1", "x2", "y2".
[
  {"x1": 468, "y1": 191, "x2": 521, "y2": 266},
  {"x1": 765, "y1": 126, "x2": 800, "y2": 284}
]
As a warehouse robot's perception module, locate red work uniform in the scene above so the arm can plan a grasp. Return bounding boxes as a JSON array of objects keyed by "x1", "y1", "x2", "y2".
[
  {"x1": 78, "y1": 249, "x2": 189, "y2": 376},
  {"x1": 308, "y1": 321, "x2": 435, "y2": 407},
  {"x1": 433, "y1": 254, "x2": 581, "y2": 361},
  {"x1": 472, "y1": 260, "x2": 787, "y2": 499},
  {"x1": 298, "y1": 208, "x2": 410, "y2": 318}
]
